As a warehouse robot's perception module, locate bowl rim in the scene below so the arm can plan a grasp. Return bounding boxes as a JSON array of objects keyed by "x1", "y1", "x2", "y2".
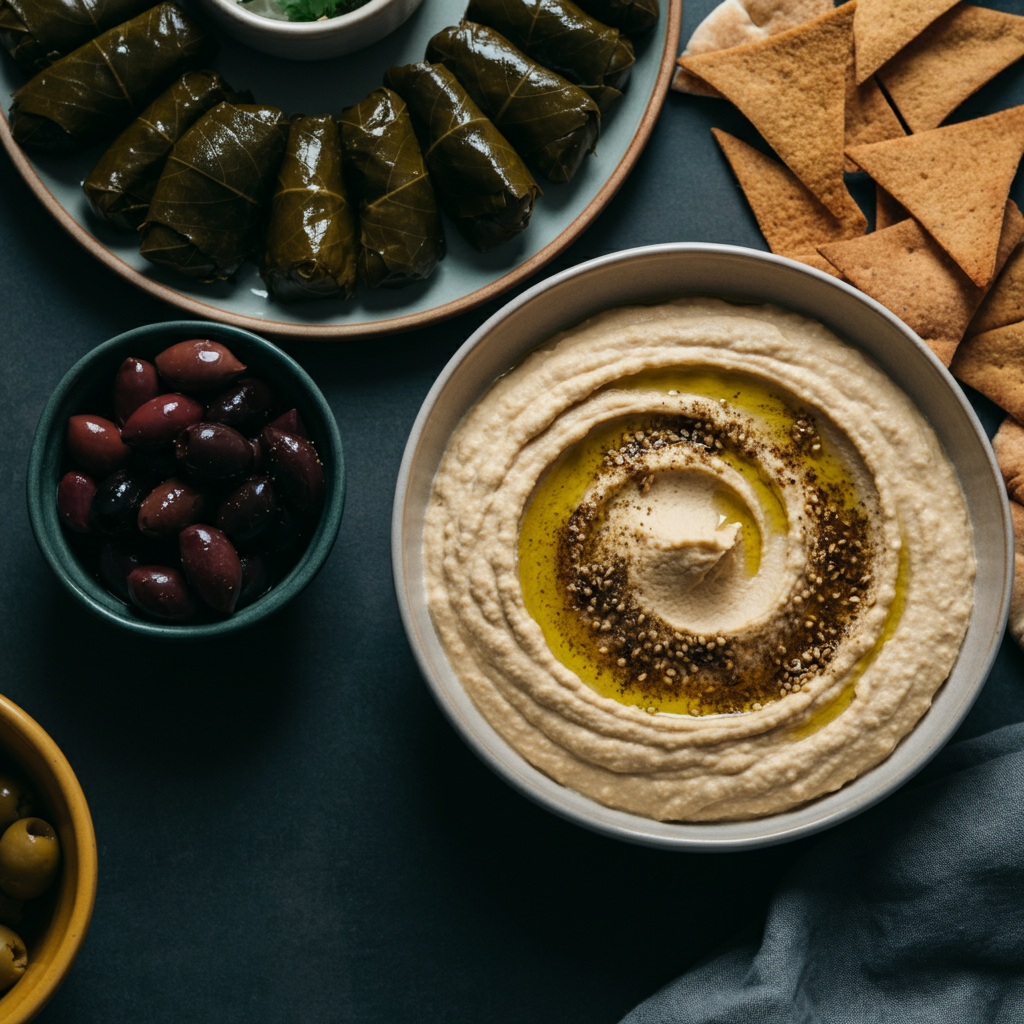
[
  {"x1": 27, "y1": 320, "x2": 345, "y2": 641},
  {"x1": 391, "y1": 241, "x2": 1012, "y2": 851},
  {"x1": 0, "y1": 693, "x2": 97, "y2": 1023},
  {"x1": 205, "y1": 0, "x2": 410, "y2": 36}
]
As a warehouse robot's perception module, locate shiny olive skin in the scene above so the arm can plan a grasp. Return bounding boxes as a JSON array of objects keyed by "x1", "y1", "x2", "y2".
[
  {"x1": 57, "y1": 470, "x2": 97, "y2": 534},
  {"x1": 99, "y1": 541, "x2": 144, "y2": 602},
  {"x1": 66, "y1": 414, "x2": 131, "y2": 478},
  {"x1": 262, "y1": 427, "x2": 325, "y2": 512},
  {"x1": 267, "y1": 407, "x2": 307, "y2": 439},
  {"x1": 0, "y1": 777, "x2": 32, "y2": 834},
  {"x1": 175, "y1": 422, "x2": 253, "y2": 482},
  {"x1": 127, "y1": 566, "x2": 198, "y2": 622},
  {"x1": 138, "y1": 477, "x2": 209, "y2": 539},
  {"x1": 121, "y1": 394, "x2": 205, "y2": 449},
  {"x1": 216, "y1": 475, "x2": 279, "y2": 545},
  {"x1": 155, "y1": 339, "x2": 247, "y2": 392},
  {"x1": 205, "y1": 377, "x2": 277, "y2": 435},
  {"x1": 179, "y1": 524, "x2": 243, "y2": 614},
  {"x1": 113, "y1": 357, "x2": 160, "y2": 425},
  {"x1": 0, "y1": 923, "x2": 26, "y2": 992},
  {"x1": 89, "y1": 468, "x2": 156, "y2": 538},
  {"x1": 237, "y1": 553, "x2": 273, "y2": 609},
  {"x1": 0, "y1": 818, "x2": 60, "y2": 901}
]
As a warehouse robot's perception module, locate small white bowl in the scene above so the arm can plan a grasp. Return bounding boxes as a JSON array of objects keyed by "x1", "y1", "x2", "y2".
[
  {"x1": 198, "y1": 0, "x2": 424, "y2": 60},
  {"x1": 392, "y1": 243, "x2": 1012, "y2": 851}
]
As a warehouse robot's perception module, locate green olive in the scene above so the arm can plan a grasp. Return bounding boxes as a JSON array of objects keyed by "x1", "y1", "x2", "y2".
[
  {"x1": 0, "y1": 775, "x2": 33, "y2": 833},
  {"x1": 0, "y1": 818, "x2": 60, "y2": 900},
  {"x1": 0, "y1": 923, "x2": 26, "y2": 992}
]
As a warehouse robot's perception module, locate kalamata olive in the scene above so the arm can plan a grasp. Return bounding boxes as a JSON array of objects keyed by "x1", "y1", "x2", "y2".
[
  {"x1": 179, "y1": 524, "x2": 243, "y2": 614},
  {"x1": 205, "y1": 377, "x2": 277, "y2": 434},
  {"x1": 57, "y1": 470, "x2": 97, "y2": 534},
  {"x1": 0, "y1": 777, "x2": 32, "y2": 834},
  {"x1": 66, "y1": 414, "x2": 131, "y2": 477},
  {"x1": 121, "y1": 394, "x2": 204, "y2": 449},
  {"x1": 138, "y1": 477, "x2": 209, "y2": 539},
  {"x1": 113, "y1": 357, "x2": 160, "y2": 425},
  {"x1": 267, "y1": 407, "x2": 307, "y2": 439},
  {"x1": 249, "y1": 437, "x2": 264, "y2": 474},
  {"x1": 0, "y1": 893, "x2": 23, "y2": 930},
  {"x1": 237, "y1": 553, "x2": 273, "y2": 609},
  {"x1": 261, "y1": 504, "x2": 305, "y2": 557},
  {"x1": 89, "y1": 468, "x2": 155, "y2": 537},
  {"x1": 0, "y1": 923, "x2": 26, "y2": 992},
  {"x1": 174, "y1": 422, "x2": 253, "y2": 482},
  {"x1": 127, "y1": 565, "x2": 197, "y2": 621},
  {"x1": 99, "y1": 542, "x2": 144, "y2": 602},
  {"x1": 262, "y1": 427, "x2": 325, "y2": 512},
  {"x1": 216, "y1": 475, "x2": 279, "y2": 544},
  {"x1": 155, "y1": 339, "x2": 246, "y2": 392},
  {"x1": 0, "y1": 818, "x2": 60, "y2": 901}
]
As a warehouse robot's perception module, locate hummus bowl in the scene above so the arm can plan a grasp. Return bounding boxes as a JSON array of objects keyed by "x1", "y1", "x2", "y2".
[{"x1": 392, "y1": 243, "x2": 1011, "y2": 850}]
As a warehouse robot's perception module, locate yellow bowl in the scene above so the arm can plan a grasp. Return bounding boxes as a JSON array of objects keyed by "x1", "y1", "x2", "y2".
[{"x1": 0, "y1": 696, "x2": 96, "y2": 1023}]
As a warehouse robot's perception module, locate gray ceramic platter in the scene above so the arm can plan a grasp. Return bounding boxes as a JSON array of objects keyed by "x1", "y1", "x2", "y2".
[{"x1": 391, "y1": 243, "x2": 1012, "y2": 851}]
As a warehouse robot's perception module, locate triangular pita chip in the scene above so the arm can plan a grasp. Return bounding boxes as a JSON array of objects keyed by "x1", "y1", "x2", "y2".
[
  {"x1": 673, "y1": 0, "x2": 833, "y2": 96},
  {"x1": 993, "y1": 417, "x2": 1024, "y2": 505},
  {"x1": 951, "y1": 322, "x2": 1024, "y2": 420},
  {"x1": 680, "y1": 3, "x2": 856, "y2": 220},
  {"x1": 874, "y1": 186, "x2": 907, "y2": 232},
  {"x1": 844, "y1": 72, "x2": 904, "y2": 173},
  {"x1": 712, "y1": 128, "x2": 866, "y2": 254},
  {"x1": 846, "y1": 106, "x2": 1024, "y2": 287},
  {"x1": 853, "y1": 0, "x2": 959, "y2": 84},
  {"x1": 818, "y1": 202, "x2": 1024, "y2": 365},
  {"x1": 967, "y1": 242, "x2": 1024, "y2": 337},
  {"x1": 783, "y1": 252, "x2": 845, "y2": 278},
  {"x1": 1006, "y1": 495, "x2": 1024, "y2": 647},
  {"x1": 877, "y1": 5, "x2": 1024, "y2": 133}
]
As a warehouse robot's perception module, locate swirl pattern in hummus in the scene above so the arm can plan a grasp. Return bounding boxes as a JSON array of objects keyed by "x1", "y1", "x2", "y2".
[{"x1": 423, "y1": 300, "x2": 975, "y2": 821}]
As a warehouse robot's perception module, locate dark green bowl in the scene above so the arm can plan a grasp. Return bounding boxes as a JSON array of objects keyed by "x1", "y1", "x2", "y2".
[{"x1": 27, "y1": 321, "x2": 345, "y2": 640}]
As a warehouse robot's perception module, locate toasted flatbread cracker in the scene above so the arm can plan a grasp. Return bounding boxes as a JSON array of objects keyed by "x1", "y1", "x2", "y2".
[
  {"x1": 712, "y1": 128, "x2": 867, "y2": 253},
  {"x1": 680, "y1": 3, "x2": 856, "y2": 221},
  {"x1": 846, "y1": 106, "x2": 1024, "y2": 288},
  {"x1": 875, "y1": 186, "x2": 907, "y2": 232},
  {"x1": 966, "y1": 242, "x2": 1024, "y2": 337},
  {"x1": 993, "y1": 417, "x2": 1024, "y2": 505},
  {"x1": 1008, "y1": 496, "x2": 1024, "y2": 646},
  {"x1": 819, "y1": 202, "x2": 1024, "y2": 366},
  {"x1": 853, "y1": 0, "x2": 959, "y2": 84},
  {"x1": 951, "y1": 321, "x2": 1024, "y2": 420},
  {"x1": 782, "y1": 252, "x2": 845, "y2": 278},
  {"x1": 844, "y1": 72, "x2": 904, "y2": 173},
  {"x1": 674, "y1": 0, "x2": 833, "y2": 96},
  {"x1": 877, "y1": 5, "x2": 1024, "y2": 133}
]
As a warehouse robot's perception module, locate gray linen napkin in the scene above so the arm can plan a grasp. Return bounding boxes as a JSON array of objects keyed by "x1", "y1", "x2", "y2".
[{"x1": 621, "y1": 722, "x2": 1024, "y2": 1024}]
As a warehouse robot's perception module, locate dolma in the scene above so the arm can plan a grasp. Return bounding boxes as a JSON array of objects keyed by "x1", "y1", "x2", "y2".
[
  {"x1": 259, "y1": 115, "x2": 358, "y2": 303},
  {"x1": 384, "y1": 62, "x2": 540, "y2": 253},
  {"x1": 337, "y1": 88, "x2": 445, "y2": 288},
  {"x1": 83, "y1": 69, "x2": 233, "y2": 232},
  {"x1": 0, "y1": 0, "x2": 153, "y2": 75},
  {"x1": 573, "y1": 0, "x2": 658, "y2": 34},
  {"x1": 139, "y1": 102, "x2": 288, "y2": 283},
  {"x1": 426, "y1": 21, "x2": 600, "y2": 184},
  {"x1": 8, "y1": 2, "x2": 215, "y2": 155},
  {"x1": 464, "y1": 0, "x2": 635, "y2": 114}
]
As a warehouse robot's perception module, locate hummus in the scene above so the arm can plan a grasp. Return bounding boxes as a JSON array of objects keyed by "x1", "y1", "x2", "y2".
[{"x1": 423, "y1": 299, "x2": 975, "y2": 822}]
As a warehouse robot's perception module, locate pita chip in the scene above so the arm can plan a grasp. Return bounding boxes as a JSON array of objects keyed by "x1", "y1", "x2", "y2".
[
  {"x1": 874, "y1": 186, "x2": 907, "y2": 232},
  {"x1": 1007, "y1": 496, "x2": 1024, "y2": 647},
  {"x1": 951, "y1": 321, "x2": 1024, "y2": 421},
  {"x1": 877, "y1": 5, "x2": 1024, "y2": 133},
  {"x1": 818, "y1": 202, "x2": 1024, "y2": 366},
  {"x1": 712, "y1": 128, "x2": 867, "y2": 254},
  {"x1": 783, "y1": 253, "x2": 845, "y2": 278},
  {"x1": 680, "y1": 3, "x2": 856, "y2": 220},
  {"x1": 846, "y1": 106, "x2": 1024, "y2": 288},
  {"x1": 673, "y1": 0, "x2": 833, "y2": 96},
  {"x1": 844, "y1": 72, "x2": 904, "y2": 173},
  {"x1": 966, "y1": 243, "x2": 1024, "y2": 337},
  {"x1": 853, "y1": 0, "x2": 959, "y2": 84},
  {"x1": 993, "y1": 417, "x2": 1024, "y2": 505}
]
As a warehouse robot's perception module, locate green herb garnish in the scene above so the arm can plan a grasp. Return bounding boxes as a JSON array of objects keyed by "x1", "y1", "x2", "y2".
[{"x1": 274, "y1": 0, "x2": 365, "y2": 20}]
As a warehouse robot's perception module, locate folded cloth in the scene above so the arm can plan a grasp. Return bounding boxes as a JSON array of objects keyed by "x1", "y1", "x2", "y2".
[{"x1": 621, "y1": 723, "x2": 1024, "y2": 1024}]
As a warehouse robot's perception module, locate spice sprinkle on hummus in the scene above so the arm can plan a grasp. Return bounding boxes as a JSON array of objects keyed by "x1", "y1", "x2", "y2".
[{"x1": 423, "y1": 299, "x2": 975, "y2": 822}]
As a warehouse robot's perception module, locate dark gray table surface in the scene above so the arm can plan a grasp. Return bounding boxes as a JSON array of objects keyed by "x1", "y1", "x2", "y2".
[{"x1": 3, "y1": 2, "x2": 1024, "y2": 1021}]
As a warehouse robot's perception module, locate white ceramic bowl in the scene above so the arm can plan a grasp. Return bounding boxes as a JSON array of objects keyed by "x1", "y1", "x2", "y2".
[
  {"x1": 392, "y1": 243, "x2": 1012, "y2": 851},
  {"x1": 198, "y1": 0, "x2": 424, "y2": 60}
]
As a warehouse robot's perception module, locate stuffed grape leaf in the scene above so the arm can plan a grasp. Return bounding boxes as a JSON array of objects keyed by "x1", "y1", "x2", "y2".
[
  {"x1": 337, "y1": 88, "x2": 445, "y2": 288},
  {"x1": 260, "y1": 115, "x2": 358, "y2": 303},
  {"x1": 139, "y1": 101, "x2": 288, "y2": 283},
  {"x1": 384, "y1": 61, "x2": 540, "y2": 253},
  {"x1": 8, "y1": 2, "x2": 215, "y2": 155},
  {"x1": 83, "y1": 69, "x2": 234, "y2": 232},
  {"x1": 426, "y1": 21, "x2": 600, "y2": 184},
  {"x1": 573, "y1": 0, "x2": 658, "y2": 34},
  {"x1": 464, "y1": 0, "x2": 635, "y2": 115}
]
